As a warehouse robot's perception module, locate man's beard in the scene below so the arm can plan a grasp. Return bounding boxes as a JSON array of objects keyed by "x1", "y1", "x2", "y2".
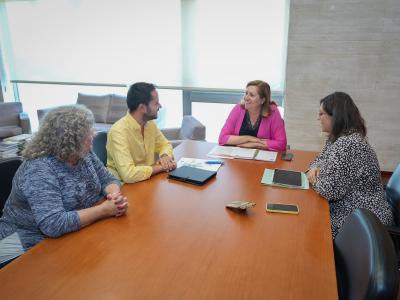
[{"x1": 144, "y1": 110, "x2": 158, "y2": 121}]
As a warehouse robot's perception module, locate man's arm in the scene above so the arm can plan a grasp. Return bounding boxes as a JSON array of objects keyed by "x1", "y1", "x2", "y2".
[
  {"x1": 154, "y1": 125, "x2": 174, "y2": 158},
  {"x1": 155, "y1": 153, "x2": 176, "y2": 173}
]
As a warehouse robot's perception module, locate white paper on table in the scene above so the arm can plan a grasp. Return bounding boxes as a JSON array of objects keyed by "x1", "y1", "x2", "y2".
[
  {"x1": 177, "y1": 157, "x2": 223, "y2": 172},
  {"x1": 207, "y1": 145, "x2": 235, "y2": 158},
  {"x1": 207, "y1": 145, "x2": 256, "y2": 160},
  {"x1": 207, "y1": 145, "x2": 277, "y2": 162},
  {"x1": 254, "y1": 150, "x2": 277, "y2": 162},
  {"x1": 230, "y1": 147, "x2": 257, "y2": 159}
]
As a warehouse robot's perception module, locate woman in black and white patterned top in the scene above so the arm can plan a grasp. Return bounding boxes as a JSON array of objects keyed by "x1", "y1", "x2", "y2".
[{"x1": 307, "y1": 92, "x2": 393, "y2": 238}]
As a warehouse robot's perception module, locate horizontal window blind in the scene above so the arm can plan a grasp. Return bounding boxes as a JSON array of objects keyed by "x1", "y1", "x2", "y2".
[
  {"x1": 4, "y1": 0, "x2": 181, "y2": 85},
  {"x1": 3, "y1": 0, "x2": 289, "y2": 90},
  {"x1": 183, "y1": 0, "x2": 289, "y2": 90}
]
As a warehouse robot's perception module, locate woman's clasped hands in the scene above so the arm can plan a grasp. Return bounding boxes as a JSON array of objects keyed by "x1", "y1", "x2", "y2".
[{"x1": 103, "y1": 192, "x2": 129, "y2": 217}]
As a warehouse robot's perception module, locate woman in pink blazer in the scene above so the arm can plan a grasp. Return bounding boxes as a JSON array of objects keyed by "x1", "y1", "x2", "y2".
[{"x1": 218, "y1": 80, "x2": 287, "y2": 151}]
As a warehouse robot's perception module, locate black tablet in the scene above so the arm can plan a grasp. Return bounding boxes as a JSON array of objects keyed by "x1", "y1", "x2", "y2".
[
  {"x1": 272, "y1": 169, "x2": 302, "y2": 187},
  {"x1": 168, "y1": 166, "x2": 217, "y2": 185}
]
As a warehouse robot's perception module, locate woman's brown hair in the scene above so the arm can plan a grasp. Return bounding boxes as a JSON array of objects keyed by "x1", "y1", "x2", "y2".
[
  {"x1": 320, "y1": 92, "x2": 366, "y2": 142},
  {"x1": 240, "y1": 80, "x2": 273, "y2": 117}
]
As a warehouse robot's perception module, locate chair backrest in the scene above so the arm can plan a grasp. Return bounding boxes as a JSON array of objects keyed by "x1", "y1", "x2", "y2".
[
  {"x1": 387, "y1": 164, "x2": 400, "y2": 226},
  {"x1": 0, "y1": 102, "x2": 22, "y2": 126},
  {"x1": 178, "y1": 115, "x2": 206, "y2": 140},
  {"x1": 0, "y1": 157, "x2": 23, "y2": 215},
  {"x1": 334, "y1": 208, "x2": 399, "y2": 300},
  {"x1": 0, "y1": 103, "x2": 27, "y2": 138},
  {"x1": 106, "y1": 94, "x2": 127, "y2": 124},
  {"x1": 92, "y1": 131, "x2": 108, "y2": 166}
]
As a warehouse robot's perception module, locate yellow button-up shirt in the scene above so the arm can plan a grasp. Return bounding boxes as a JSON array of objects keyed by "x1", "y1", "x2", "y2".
[{"x1": 106, "y1": 113, "x2": 173, "y2": 183}]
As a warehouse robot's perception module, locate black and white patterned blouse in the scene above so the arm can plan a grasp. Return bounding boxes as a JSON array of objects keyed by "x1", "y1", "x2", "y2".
[{"x1": 310, "y1": 132, "x2": 393, "y2": 238}]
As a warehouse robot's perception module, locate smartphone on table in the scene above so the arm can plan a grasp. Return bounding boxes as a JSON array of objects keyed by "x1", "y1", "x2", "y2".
[
  {"x1": 281, "y1": 152, "x2": 294, "y2": 161},
  {"x1": 266, "y1": 202, "x2": 299, "y2": 215}
]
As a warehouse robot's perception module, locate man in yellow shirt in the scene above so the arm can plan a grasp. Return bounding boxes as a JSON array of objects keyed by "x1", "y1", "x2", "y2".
[{"x1": 106, "y1": 82, "x2": 176, "y2": 183}]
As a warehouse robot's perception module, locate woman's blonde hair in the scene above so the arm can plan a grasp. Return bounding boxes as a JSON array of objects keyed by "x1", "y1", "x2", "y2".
[
  {"x1": 240, "y1": 80, "x2": 273, "y2": 117},
  {"x1": 23, "y1": 105, "x2": 94, "y2": 162}
]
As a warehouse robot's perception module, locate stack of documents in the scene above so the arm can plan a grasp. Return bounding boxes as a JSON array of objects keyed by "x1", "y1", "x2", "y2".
[
  {"x1": 207, "y1": 145, "x2": 277, "y2": 162},
  {"x1": 0, "y1": 134, "x2": 32, "y2": 159},
  {"x1": 0, "y1": 140, "x2": 20, "y2": 158},
  {"x1": 261, "y1": 168, "x2": 309, "y2": 189},
  {"x1": 3, "y1": 134, "x2": 32, "y2": 143}
]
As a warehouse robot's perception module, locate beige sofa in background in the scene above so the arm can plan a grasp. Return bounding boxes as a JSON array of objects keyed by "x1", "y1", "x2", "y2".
[{"x1": 37, "y1": 93, "x2": 206, "y2": 147}]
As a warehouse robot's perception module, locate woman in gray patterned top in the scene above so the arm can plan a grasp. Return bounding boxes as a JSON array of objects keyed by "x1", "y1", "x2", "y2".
[
  {"x1": 0, "y1": 105, "x2": 128, "y2": 266},
  {"x1": 307, "y1": 92, "x2": 393, "y2": 238}
]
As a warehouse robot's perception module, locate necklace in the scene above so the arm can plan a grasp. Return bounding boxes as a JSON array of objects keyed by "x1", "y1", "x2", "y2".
[{"x1": 246, "y1": 111, "x2": 261, "y2": 130}]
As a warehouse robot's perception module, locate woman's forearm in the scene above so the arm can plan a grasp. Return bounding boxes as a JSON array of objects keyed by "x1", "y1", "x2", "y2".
[
  {"x1": 226, "y1": 135, "x2": 259, "y2": 145},
  {"x1": 78, "y1": 204, "x2": 109, "y2": 227},
  {"x1": 104, "y1": 183, "x2": 121, "y2": 196},
  {"x1": 77, "y1": 183, "x2": 123, "y2": 228},
  {"x1": 238, "y1": 140, "x2": 268, "y2": 150},
  {"x1": 78, "y1": 195, "x2": 128, "y2": 227}
]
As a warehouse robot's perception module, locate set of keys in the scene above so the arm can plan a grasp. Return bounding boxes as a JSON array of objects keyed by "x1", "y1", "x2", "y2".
[{"x1": 225, "y1": 201, "x2": 256, "y2": 210}]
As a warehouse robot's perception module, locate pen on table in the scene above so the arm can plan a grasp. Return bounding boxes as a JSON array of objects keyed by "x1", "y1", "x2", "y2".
[{"x1": 206, "y1": 160, "x2": 224, "y2": 165}]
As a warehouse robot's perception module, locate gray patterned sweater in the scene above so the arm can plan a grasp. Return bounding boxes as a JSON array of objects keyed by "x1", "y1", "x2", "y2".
[
  {"x1": 0, "y1": 151, "x2": 120, "y2": 250},
  {"x1": 310, "y1": 132, "x2": 393, "y2": 238}
]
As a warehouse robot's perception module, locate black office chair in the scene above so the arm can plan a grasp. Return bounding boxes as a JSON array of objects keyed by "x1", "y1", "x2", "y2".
[
  {"x1": 0, "y1": 157, "x2": 23, "y2": 216},
  {"x1": 382, "y1": 164, "x2": 400, "y2": 264},
  {"x1": 92, "y1": 131, "x2": 108, "y2": 166},
  {"x1": 386, "y1": 165, "x2": 400, "y2": 225},
  {"x1": 334, "y1": 208, "x2": 399, "y2": 300}
]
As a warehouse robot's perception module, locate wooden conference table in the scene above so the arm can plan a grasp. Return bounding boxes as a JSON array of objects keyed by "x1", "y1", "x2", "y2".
[{"x1": 0, "y1": 141, "x2": 338, "y2": 299}]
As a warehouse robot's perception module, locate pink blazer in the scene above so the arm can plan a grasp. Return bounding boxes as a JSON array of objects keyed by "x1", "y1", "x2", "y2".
[{"x1": 218, "y1": 104, "x2": 287, "y2": 151}]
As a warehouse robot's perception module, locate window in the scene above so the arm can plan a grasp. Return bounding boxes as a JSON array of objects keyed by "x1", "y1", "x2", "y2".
[
  {"x1": 192, "y1": 102, "x2": 235, "y2": 142},
  {"x1": 1, "y1": 0, "x2": 289, "y2": 140},
  {"x1": 3, "y1": 0, "x2": 181, "y2": 85},
  {"x1": 182, "y1": 0, "x2": 289, "y2": 91}
]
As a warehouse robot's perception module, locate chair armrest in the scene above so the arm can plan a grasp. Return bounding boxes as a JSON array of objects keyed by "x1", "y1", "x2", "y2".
[
  {"x1": 19, "y1": 112, "x2": 31, "y2": 134},
  {"x1": 37, "y1": 107, "x2": 55, "y2": 125},
  {"x1": 169, "y1": 140, "x2": 184, "y2": 148},
  {"x1": 387, "y1": 225, "x2": 400, "y2": 237},
  {"x1": 179, "y1": 115, "x2": 206, "y2": 140},
  {"x1": 386, "y1": 225, "x2": 400, "y2": 259},
  {"x1": 161, "y1": 128, "x2": 180, "y2": 140}
]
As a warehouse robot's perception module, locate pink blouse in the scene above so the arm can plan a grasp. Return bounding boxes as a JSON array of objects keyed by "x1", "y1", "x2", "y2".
[{"x1": 218, "y1": 104, "x2": 287, "y2": 151}]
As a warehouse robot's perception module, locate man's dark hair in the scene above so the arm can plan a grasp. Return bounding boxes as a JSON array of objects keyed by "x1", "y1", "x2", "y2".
[
  {"x1": 320, "y1": 91, "x2": 366, "y2": 142},
  {"x1": 126, "y1": 82, "x2": 156, "y2": 112}
]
